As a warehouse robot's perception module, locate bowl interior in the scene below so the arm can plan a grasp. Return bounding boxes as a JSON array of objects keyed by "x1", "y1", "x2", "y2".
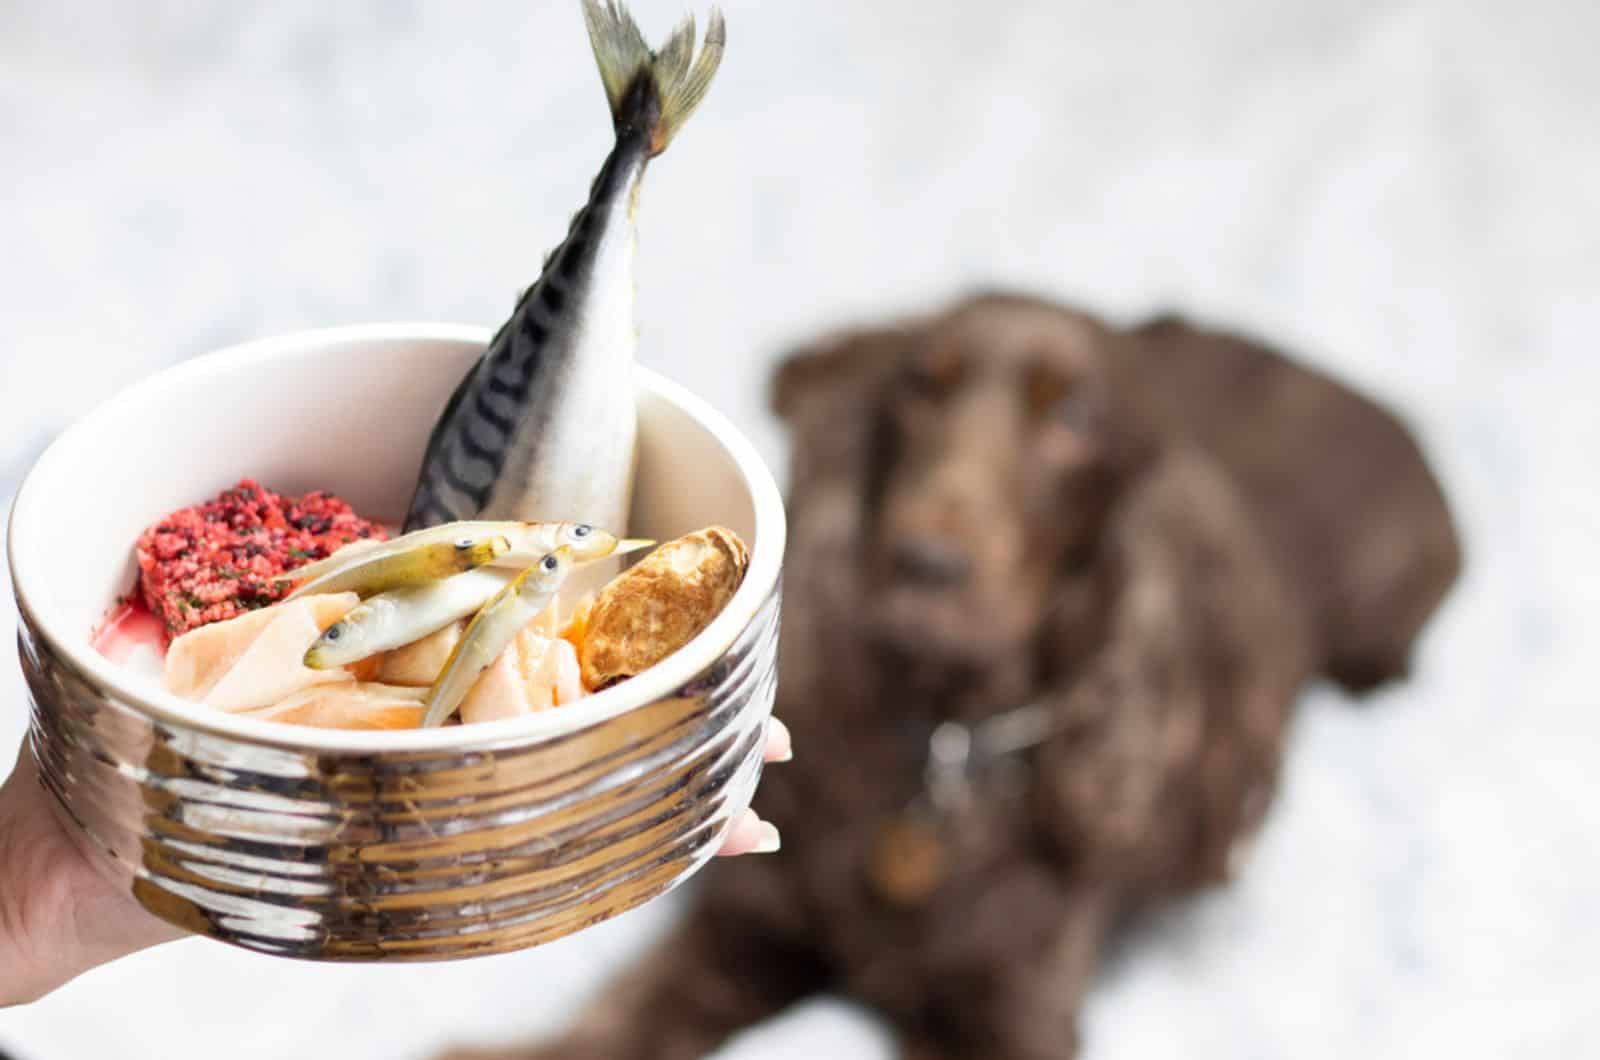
[{"x1": 8, "y1": 324, "x2": 783, "y2": 751}]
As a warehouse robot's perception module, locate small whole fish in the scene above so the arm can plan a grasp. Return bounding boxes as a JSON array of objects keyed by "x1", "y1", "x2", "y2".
[
  {"x1": 403, "y1": 0, "x2": 726, "y2": 534},
  {"x1": 421, "y1": 547, "x2": 577, "y2": 728},
  {"x1": 302, "y1": 526, "x2": 648, "y2": 669},
  {"x1": 286, "y1": 520, "x2": 646, "y2": 583},
  {"x1": 303, "y1": 569, "x2": 509, "y2": 671},
  {"x1": 286, "y1": 535, "x2": 509, "y2": 600}
]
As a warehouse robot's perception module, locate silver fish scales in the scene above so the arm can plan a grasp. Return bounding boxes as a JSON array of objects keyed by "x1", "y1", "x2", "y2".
[{"x1": 404, "y1": 1, "x2": 726, "y2": 535}]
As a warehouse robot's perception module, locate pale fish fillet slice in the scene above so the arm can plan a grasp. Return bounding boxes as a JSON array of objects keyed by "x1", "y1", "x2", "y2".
[
  {"x1": 540, "y1": 638, "x2": 584, "y2": 706},
  {"x1": 165, "y1": 593, "x2": 359, "y2": 710},
  {"x1": 460, "y1": 626, "x2": 556, "y2": 725},
  {"x1": 529, "y1": 593, "x2": 562, "y2": 639},
  {"x1": 246, "y1": 682, "x2": 427, "y2": 731},
  {"x1": 376, "y1": 620, "x2": 467, "y2": 687}
]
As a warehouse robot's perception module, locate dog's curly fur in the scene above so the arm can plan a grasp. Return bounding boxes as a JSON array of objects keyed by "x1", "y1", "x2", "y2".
[{"x1": 440, "y1": 293, "x2": 1460, "y2": 1060}]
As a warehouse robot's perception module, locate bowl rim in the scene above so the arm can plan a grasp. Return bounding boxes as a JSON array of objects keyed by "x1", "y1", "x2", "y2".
[{"x1": 8, "y1": 322, "x2": 786, "y2": 754}]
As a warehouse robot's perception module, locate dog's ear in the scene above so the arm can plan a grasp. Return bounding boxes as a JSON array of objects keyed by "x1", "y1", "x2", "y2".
[
  {"x1": 1127, "y1": 311, "x2": 1192, "y2": 343},
  {"x1": 769, "y1": 324, "x2": 918, "y2": 424},
  {"x1": 1096, "y1": 328, "x2": 1167, "y2": 481},
  {"x1": 1123, "y1": 310, "x2": 1462, "y2": 696}
]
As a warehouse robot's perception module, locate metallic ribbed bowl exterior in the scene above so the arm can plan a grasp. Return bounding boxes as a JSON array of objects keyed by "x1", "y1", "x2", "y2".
[{"x1": 18, "y1": 585, "x2": 779, "y2": 961}]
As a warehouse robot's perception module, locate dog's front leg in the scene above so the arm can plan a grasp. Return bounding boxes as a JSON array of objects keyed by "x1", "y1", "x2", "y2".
[
  {"x1": 1031, "y1": 618, "x2": 1196, "y2": 883},
  {"x1": 892, "y1": 884, "x2": 1114, "y2": 1060},
  {"x1": 1031, "y1": 451, "x2": 1305, "y2": 888},
  {"x1": 435, "y1": 869, "x2": 828, "y2": 1060}
]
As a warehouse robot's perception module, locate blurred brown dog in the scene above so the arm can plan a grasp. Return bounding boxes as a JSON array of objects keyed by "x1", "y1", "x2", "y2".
[{"x1": 442, "y1": 292, "x2": 1460, "y2": 1060}]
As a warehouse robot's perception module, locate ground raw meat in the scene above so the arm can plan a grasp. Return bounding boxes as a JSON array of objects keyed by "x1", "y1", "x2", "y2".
[{"x1": 136, "y1": 479, "x2": 387, "y2": 635}]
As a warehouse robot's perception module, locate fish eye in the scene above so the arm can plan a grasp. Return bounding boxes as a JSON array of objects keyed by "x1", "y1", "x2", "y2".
[
  {"x1": 572, "y1": 524, "x2": 593, "y2": 539},
  {"x1": 326, "y1": 626, "x2": 341, "y2": 641},
  {"x1": 542, "y1": 554, "x2": 559, "y2": 572}
]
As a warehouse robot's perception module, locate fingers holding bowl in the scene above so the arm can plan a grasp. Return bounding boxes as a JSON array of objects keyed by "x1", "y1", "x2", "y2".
[
  {"x1": 717, "y1": 809, "x2": 781, "y2": 857},
  {"x1": 714, "y1": 717, "x2": 790, "y2": 857},
  {"x1": 763, "y1": 716, "x2": 792, "y2": 763}
]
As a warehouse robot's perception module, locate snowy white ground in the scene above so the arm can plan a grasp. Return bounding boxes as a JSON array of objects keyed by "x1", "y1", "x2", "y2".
[{"x1": 2, "y1": 1, "x2": 1596, "y2": 1057}]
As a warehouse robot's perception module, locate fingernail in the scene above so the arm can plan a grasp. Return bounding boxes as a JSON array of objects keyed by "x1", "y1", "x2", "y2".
[
  {"x1": 769, "y1": 717, "x2": 793, "y2": 762},
  {"x1": 752, "y1": 821, "x2": 782, "y2": 854}
]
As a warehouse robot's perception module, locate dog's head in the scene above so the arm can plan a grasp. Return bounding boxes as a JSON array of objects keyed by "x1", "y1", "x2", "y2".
[{"x1": 773, "y1": 293, "x2": 1155, "y2": 676}]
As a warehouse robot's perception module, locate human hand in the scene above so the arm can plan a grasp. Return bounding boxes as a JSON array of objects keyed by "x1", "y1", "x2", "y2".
[
  {"x1": 0, "y1": 741, "x2": 180, "y2": 1007},
  {"x1": 0, "y1": 715, "x2": 790, "y2": 1006},
  {"x1": 716, "y1": 715, "x2": 790, "y2": 856}
]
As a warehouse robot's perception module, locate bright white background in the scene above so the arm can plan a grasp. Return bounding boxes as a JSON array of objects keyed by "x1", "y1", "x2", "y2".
[{"x1": 2, "y1": 1, "x2": 1595, "y2": 1057}]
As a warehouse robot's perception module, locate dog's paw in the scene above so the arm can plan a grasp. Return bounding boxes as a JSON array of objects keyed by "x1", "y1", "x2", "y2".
[
  {"x1": 433, "y1": 1044, "x2": 613, "y2": 1060},
  {"x1": 431, "y1": 1047, "x2": 556, "y2": 1060}
]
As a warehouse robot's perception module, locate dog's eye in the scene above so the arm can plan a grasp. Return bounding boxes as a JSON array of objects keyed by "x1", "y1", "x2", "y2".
[
  {"x1": 1052, "y1": 390, "x2": 1097, "y2": 431},
  {"x1": 1029, "y1": 367, "x2": 1096, "y2": 431},
  {"x1": 1028, "y1": 367, "x2": 1070, "y2": 416},
  {"x1": 905, "y1": 347, "x2": 962, "y2": 400}
]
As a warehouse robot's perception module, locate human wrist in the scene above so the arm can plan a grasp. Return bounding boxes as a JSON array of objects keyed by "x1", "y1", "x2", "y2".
[
  {"x1": 1, "y1": 742, "x2": 185, "y2": 1007},
  {"x1": 0, "y1": 757, "x2": 60, "y2": 1005}
]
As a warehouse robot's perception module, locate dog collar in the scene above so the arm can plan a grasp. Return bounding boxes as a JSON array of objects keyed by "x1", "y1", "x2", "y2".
[
  {"x1": 868, "y1": 702, "x2": 1059, "y2": 908},
  {"x1": 921, "y1": 701, "x2": 1058, "y2": 815}
]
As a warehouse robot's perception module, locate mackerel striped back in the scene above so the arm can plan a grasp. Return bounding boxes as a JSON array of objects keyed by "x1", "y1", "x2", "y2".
[
  {"x1": 403, "y1": 142, "x2": 645, "y2": 533},
  {"x1": 401, "y1": 0, "x2": 723, "y2": 534}
]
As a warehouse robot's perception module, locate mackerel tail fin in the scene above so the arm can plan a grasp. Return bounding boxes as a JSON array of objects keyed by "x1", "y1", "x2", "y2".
[{"x1": 582, "y1": 0, "x2": 725, "y2": 158}]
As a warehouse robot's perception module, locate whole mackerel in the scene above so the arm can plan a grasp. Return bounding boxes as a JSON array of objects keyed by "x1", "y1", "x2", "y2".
[{"x1": 403, "y1": 0, "x2": 725, "y2": 535}]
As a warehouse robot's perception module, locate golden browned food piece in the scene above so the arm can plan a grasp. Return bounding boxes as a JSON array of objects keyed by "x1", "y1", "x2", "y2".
[{"x1": 579, "y1": 526, "x2": 749, "y2": 690}]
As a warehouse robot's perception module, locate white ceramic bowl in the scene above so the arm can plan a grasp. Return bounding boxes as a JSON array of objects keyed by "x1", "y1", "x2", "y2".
[{"x1": 8, "y1": 324, "x2": 784, "y2": 960}]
